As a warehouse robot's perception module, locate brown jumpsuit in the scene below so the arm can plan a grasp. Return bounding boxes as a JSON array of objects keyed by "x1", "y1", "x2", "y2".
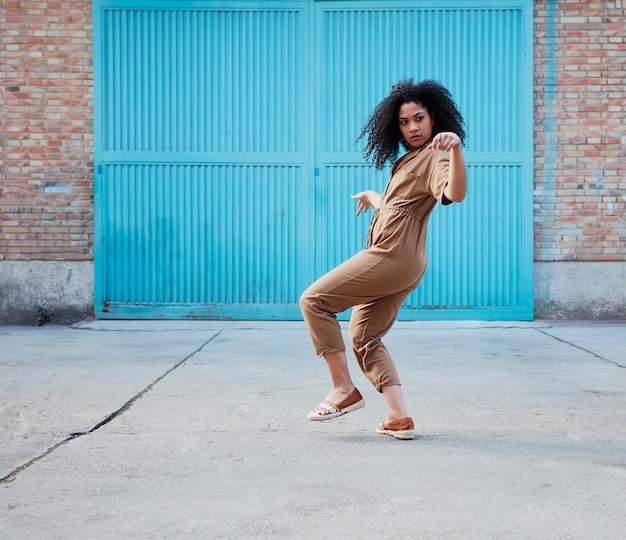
[{"x1": 299, "y1": 144, "x2": 452, "y2": 392}]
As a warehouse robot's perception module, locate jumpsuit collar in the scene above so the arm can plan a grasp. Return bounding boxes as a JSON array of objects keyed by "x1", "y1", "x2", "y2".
[{"x1": 391, "y1": 139, "x2": 433, "y2": 175}]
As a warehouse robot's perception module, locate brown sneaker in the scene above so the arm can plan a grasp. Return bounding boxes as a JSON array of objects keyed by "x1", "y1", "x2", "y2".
[
  {"x1": 376, "y1": 417, "x2": 415, "y2": 440},
  {"x1": 306, "y1": 388, "x2": 365, "y2": 421}
]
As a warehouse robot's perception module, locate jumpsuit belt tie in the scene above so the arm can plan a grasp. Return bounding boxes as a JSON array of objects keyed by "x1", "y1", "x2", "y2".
[{"x1": 366, "y1": 205, "x2": 422, "y2": 247}]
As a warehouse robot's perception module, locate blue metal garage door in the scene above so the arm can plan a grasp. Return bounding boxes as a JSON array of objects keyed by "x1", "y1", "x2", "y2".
[{"x1": 93, "y1": 0, "x2": 533, "y2": 320}]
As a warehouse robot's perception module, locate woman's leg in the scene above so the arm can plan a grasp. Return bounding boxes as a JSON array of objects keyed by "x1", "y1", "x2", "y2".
[
  {"x1": 322, "y1": 350, "x2": 358, "y2": 405},
  {"x1": 381, "y1": 384, "x2": 410, "y2": 423},
  {"x1": 348, "y1": 289, "x2": 412, "y2": 391},
  {"x1": 348, "y1": 290, "x2": 416, "y2": 422}
]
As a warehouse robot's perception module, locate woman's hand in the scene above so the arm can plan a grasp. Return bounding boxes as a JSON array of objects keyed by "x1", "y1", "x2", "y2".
[
  {"x1": 351, "y1": 190, "x2": 381, "y2": 216},
  {"x1": 427, "y1": 132, "x2": 461, "y2": 152},
  {"x1": 429, "y1": 132, "x2": 467, "y2": 202}
]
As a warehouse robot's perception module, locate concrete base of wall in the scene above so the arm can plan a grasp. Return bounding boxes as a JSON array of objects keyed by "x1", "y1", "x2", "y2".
[
  {"x1": 0, "y1": 261, "x2": 94, "y2": 325},
  {"x1": 535, "y1": 261, "x2": 626, "y2": 320},
  {"x1": 1, "y1": 260, "x2": 625, "y2": 324}
]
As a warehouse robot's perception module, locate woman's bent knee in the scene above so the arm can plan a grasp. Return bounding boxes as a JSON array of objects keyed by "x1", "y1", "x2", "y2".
[
  {"x1": 299, "y1": 290, "x2": 311, "y2": 310},
  {"x1": 299, "y1": 288, "x2": 320, "y2": 319}
]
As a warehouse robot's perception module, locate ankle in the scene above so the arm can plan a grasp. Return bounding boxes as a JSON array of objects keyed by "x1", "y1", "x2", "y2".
[
  {"x1": 387, "y1": 412, "x2": 410, "y2": 423},
  {"x1": 325, "y1": 385, "x2": 355, "y2": 403},
  {"x1": 386, "y1": 405, "x2": 410, "y2": 423}
]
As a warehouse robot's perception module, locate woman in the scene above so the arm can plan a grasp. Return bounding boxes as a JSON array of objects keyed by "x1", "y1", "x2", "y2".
[{"x1": 300, "y1": 79, "x2": 467, "y2": 440}]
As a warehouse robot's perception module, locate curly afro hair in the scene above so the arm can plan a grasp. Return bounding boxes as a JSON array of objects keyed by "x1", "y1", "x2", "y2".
[{"x1": 357, "y1": 79, "x2": 466, "y2": 169}]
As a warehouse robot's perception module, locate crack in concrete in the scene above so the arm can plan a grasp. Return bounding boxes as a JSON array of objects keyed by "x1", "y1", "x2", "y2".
[
  {"x1": 0, "y1": 331, "x2": 221, "y2": 485},
  {"x1": 536, "y1": 328, "x2": 625, "y2": 369}
]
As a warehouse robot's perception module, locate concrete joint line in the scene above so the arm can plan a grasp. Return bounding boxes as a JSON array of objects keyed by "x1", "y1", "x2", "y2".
[
  {"x1": 0, "y1": 331, "x2": 222, "y2": 485},
  {"x1": 536, "y1": 329, "x2": 625, "y2": 369}
]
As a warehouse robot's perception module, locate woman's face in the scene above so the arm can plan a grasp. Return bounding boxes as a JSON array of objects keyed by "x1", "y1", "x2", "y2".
[{"x1": 398, "y1": 102, "x2": 434, "y2": 150}]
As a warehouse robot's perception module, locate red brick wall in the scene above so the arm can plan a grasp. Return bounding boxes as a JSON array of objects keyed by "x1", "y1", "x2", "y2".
[
  {"x1": 1, "y1": 1, "x2": 625, "y2": 263},
  {"x1": 534, "y1": 0, "x2": 626, "y2": 261},
  {"x1": 0, "y1": 0, "x2": 93, "y2": 261}
]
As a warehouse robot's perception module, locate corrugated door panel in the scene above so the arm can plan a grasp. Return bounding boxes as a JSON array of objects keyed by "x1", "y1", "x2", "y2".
[
  {"x1": 94, "y1": 2, "x2": 312, "y2": 319},
  {"x1": 100, "y1": 163, "x2": 303, "y2": 316},
  {"x1": 315, "y1": 1, "x2": 533, "y2": 319},
  {"x1": 100, "y1": 7, "x2": 302, "y2": 153}
]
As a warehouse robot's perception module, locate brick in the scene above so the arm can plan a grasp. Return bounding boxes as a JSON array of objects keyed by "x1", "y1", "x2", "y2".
[
  {"x1": 0, "y1": 1, "x2": 94, "y2": 261},
  {"x1": 536, "y1": 0, "x2": 626, "y2": 269}
]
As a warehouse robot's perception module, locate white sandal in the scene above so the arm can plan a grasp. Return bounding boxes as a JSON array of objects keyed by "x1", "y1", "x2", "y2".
[{"x1": 306, "y1": 388, "x2": 365, "y2": 421}]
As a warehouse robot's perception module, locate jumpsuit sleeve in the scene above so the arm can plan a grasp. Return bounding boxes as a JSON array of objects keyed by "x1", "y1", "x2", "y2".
[{"x1": 428, "y1": 152, "x2": 453, "y2": 206}]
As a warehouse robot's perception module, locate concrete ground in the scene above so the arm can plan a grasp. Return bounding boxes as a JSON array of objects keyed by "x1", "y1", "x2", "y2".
[{"x1": 0, "y1": 320, "x2": 625, "y2": 539}]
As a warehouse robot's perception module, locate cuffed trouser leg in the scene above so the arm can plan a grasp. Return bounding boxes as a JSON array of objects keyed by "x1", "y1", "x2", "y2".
[
  {"x1": 299, "y1": 286, "x2": 346, "y2": 357},
  {"x1": 348, "y1": 289, "x2": 412, "y2": 392}
]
